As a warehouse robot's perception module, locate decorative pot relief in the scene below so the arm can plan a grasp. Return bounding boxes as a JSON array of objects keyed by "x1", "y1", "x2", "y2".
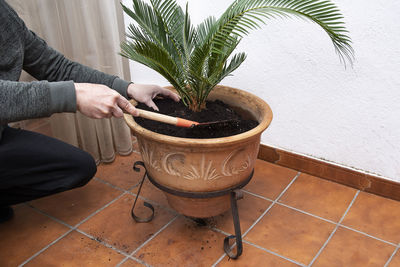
[
  {"x1": 221, "y1": 148, "x2": 251, "y2": 176},
  {"x1": 161, "y1": 152, "x2": 186, "y2": 176},
  {"x1": 184, "y1": 154, "x2": 222, "y2": 181},
  {"x1": 139, "y1": 142, "x2": 161, "y2": 171},
  {"x1": 140, "y1": 141, "x2": 254, "y2": 180}
]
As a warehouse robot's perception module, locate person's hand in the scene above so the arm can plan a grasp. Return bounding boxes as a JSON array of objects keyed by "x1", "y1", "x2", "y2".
[
  {"x1": 127, "y1": 83, "x2": 180, "y2": 111},
  {"x1": 75, "y1": 83, "x2": 139, "y2": 118}
]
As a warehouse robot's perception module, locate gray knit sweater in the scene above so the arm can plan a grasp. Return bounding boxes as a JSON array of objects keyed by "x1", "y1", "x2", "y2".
[{"x1": 0, "y1": 0, "x2": 130, "y2": 140}]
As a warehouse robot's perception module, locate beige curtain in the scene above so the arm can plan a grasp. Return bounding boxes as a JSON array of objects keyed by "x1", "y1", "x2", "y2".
[{"x1": 8, "y1": 0, "x2": 133, "y2": 164}]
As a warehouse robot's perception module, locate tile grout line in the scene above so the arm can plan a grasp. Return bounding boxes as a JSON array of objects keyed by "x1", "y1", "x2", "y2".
[
  {"x1": 242, "y1": 189, "x2": 338, "y2": 226},
  {"x1": 72, "y1": 192, "x2": 127, "y2": 228},
  {"x1": 384, "y1": 244, "x2": 400, "y2": 267},
  {"x1": 244, "y1": 184, "x2": 398, "y2": 247},
  {"x1": 122, "y1": 256, "x2": 153, "y2": 267},
  {"x1": 115, "y1": 254, "x2": 153, "y2": 267},
  {"x1": 211, "y1": 227, "x2": 231, "y2": 237},
  {"x1": 127, "y1": 257, "x2": 153, "y2": 267},
  {"x1": 130, "y1": 214, "x2": 179, "y2": 255},
  {"x1": 94, "y1": 177, "x2": 133, "y2": 192},
  {"x1": 116, "y1": 215, "x2": 179, "y2": 267},
  {"x1": 241, "y1": 189, "x2": 274, "y2": 202},
  {"x1": 98, "y1": 167, "x2": 304, "y2": 267},
  {"x1": 242, "y1": 240, "x2": 307, "y2": 267},
  {"x1": 307, "y1": 190, "x2": 360, "y2": 266},
  {"x1": 279, "y1": 202, "x2": 397, "y2": 246},
  {"x1": 19, "y1": 192, "x2": 127, "y2": 266},
  {"x1": 30, "y1": 191, "x2": 153, "y2": 267},
  {"x1": 211, "y1": 171, "x2": 301, "y2": 267},
  {"x1": 95, "y1": 176, "x2": 178, "y2": 214},
  {"x1": 115, "y1": 166, "x2": 398, "y2": 266},
  {"x1": 213, "y1": 174, "x2": 397, "y2": 267},
  {"x1": 210, "y1": 191, "x2": 367, "y2": 267},
  {"x1": 18, "y1": 227, "x2": 74, "y2": 267},
  {"x1": 125, "y1": 191, "x2": 179, "y2": 215},
  {"x1": 26, "y1": 203, "x2": 74, "y2": 229},
  {"x1": 18, "y1": 165, "x2": 398, "y2": 267},
  {"x1": 211, "y1": 223, "x2": 305, "y2": 266},
  {"x1": 75, "y1": 229, "x2": 132, "y2": 257},
  {"x1": 242, "y1": 171, "x2": 301, "y2": 237},
  {"x1": 27, "y1": 206, "x2": 147, "y2": 266},
  {"x1": 74, "y1": 229, "x2": 151, "y2": 266},
  {"x1": 338, "y1": 224, "x2": 397, "y2": 247},
  {"x1": 276, "y1": 202, "x2": 337, "y2": 225}
]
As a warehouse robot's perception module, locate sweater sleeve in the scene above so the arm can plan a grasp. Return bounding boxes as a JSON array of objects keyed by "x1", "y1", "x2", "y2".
[
  {"x1": 22, "y1": 29, "x2": 131, "y2": 99},
  {"x1": 0, "y1": 1, "x2": 131, "y2": 125},
  {"x1": 0, "y1": 79, "x2": 75, "y2": 125}
]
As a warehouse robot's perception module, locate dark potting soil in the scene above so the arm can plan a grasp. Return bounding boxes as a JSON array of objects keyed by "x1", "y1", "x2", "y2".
[{"x1": 135, "y1": 98, "x2": 258, "y2": 139}]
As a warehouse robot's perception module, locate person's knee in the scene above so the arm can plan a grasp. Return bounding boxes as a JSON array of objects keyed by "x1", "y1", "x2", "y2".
[{"x1": 67, "y1": 151, "x2": 97, "y2": 189}]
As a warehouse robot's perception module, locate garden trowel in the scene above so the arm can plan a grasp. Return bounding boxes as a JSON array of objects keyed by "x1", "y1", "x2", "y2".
[{"x1": 136, "y1": 108, "x2": 240, "y2": 129}]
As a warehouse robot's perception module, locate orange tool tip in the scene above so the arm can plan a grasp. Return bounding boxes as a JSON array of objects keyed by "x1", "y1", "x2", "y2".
[{"x1": 176, "y1": 118, "x2": 199, "y2": 128}]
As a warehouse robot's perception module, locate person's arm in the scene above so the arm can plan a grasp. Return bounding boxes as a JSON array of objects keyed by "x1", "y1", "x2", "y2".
[
  {"x1": 19, "y1": 16, "x2": 181, "y2": 117},
  {"x1": 0, "y1": 1, "x2": 179, "y2": 124},
  {"x1": 22, "y1": 27, "x2": 130, "y2": 99},
  {"x1": 0, "y1": 80, "x2": 73, "y2": 125}
]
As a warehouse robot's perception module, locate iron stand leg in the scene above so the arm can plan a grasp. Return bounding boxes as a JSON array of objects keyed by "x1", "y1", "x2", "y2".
[
  {"x1": 223, "y1": 190, "x2": 243, "y2": 259},
  {"x1": 130, "y1": 161, "x2": 248, "y2": 259},
  {"x1": 131, "y1": 161, "x2": 154, "y2": 223}
]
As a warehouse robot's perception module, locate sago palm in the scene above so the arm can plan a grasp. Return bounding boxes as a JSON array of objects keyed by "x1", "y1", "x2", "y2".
[{"x1": 120, "y1": 0, "x2": 354, "y2": 112}]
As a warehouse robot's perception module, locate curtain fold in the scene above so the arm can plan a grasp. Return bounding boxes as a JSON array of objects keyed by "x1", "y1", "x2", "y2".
[{"x1": 8, "y1": 0, "x2": 133, "y2": 164}]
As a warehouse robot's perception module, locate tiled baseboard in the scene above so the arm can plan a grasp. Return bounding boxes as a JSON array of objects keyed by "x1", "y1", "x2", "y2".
[{"x1": 258, "y1": 144, "x2": 400, "y2": 202}]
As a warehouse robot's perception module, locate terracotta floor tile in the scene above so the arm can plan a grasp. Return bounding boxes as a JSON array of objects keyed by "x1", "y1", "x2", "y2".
[
  {"x1": 244, "y1": 205, "x2": 335, "y2": 265},
  {"x1": 244, "y1": 159, "x2": 298, "y2": 200},
  {"x1": 133, "y1": 216, "x2": 226, "y2": 266},
  {"x1": 313, "y1": 227, "x2": 395, "y2": 267},
  {"x1": 217, "y1": 243, "x2": 301, "y2": 267},
  {"x1": 279, "y1": 173, "x2": 357, "y2": 222},
  {"x1": 207, "y1": 192, "x2": 272, "y2": 235},
  {"x1": 119, "y1": 258, "x2": 146, "y2": 266},
  {"x1": 30, "y1": 179, "x2": 122, "y2": 226},
  {"x1": 131, "y1": 178, "x2": 170, "y2": 208},
  {"x1": 342, "y1": 191, "x2": 400, "y2": 244},
  {"x1": 78, "y1": 194, "x2": 175, "y2": 254},
  {"x1": 388, "y1": 249, "x2": 400, "y2": 267},
  {"x1": 5, "y1": 157, "x2": 400, "y2": 266},
  {"x1": 25, "y1": 231, "x2": 125, "y2": 266},
  {"x1": 0, "y1": 205, "x2": 69, "y2": 266},
  {"x1": 96, "y1": 153, "x2": 143, "y2": 190}
]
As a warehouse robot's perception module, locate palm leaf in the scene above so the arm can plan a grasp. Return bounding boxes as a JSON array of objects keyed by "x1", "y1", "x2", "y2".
[
  {"x1": 214, "y1": 0, "x2": 354, "y2": 63},
  {"x1": 121, "y1": 0, "x2": 354, "y2": 112},
  {"x1": 120, "y1": 40, "x2": 190, "y2": 99}
]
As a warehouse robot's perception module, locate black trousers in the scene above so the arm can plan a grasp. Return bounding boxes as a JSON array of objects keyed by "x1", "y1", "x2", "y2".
[{"x1": 0, "y1": 126, "x2": 97, "y2": 207}]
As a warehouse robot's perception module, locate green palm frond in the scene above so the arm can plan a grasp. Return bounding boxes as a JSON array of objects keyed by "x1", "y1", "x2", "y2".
[
  {"x1": 120, "y1": 41, "x2": 186, "y2": 93},
  {"x1": 121, "y1": 0, "x2": 354, "y2": 112},
  {"x1": 215, "y1": 0, "x2": 354, "y2": 63}
]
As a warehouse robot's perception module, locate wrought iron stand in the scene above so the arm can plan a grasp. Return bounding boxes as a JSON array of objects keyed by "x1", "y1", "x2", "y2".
[{"x1": 130, "y1": 161, "x2": 253, "y2": 259}]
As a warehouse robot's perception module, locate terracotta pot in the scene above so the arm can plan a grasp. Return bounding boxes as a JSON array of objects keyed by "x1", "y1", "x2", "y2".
[{"x1": 124, "y1": 85, "x2": 273, "y2": 218}]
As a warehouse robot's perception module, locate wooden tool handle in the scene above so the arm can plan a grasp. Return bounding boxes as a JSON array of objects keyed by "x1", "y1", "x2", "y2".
[{"x1": 136, "y1": 108, "x2": 198, "y2": 128}]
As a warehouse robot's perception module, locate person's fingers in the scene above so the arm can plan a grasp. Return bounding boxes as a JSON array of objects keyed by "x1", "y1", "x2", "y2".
[
  {"x1": 117, "y1": 95, "x2": 139, "y2": 116},
  {"x1": 145, "y1": 100, "x2": 159, "y2": 111},
  {"x1": 112, "y1": 106, "x2": 124, "y2": 118},
  {"x1": 158, "y1": 87, "x2": 180, "y2": 102}
]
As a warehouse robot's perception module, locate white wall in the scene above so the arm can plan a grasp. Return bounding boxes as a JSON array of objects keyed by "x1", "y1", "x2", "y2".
[{"x1": 122, "y1": 0, "x2": 400, "y2": 182}]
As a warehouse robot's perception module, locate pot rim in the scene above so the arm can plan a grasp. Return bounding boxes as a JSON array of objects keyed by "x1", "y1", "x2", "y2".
[{"x1": 124, "y1": 85, "x2": 273, "y2": 147}]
